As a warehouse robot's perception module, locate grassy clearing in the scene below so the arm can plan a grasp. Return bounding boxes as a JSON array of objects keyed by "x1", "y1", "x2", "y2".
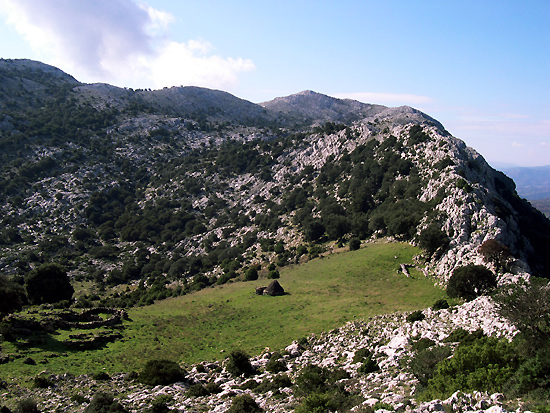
[{"x1": 1, "y1": 241, "x2": 445, "y2": 380}]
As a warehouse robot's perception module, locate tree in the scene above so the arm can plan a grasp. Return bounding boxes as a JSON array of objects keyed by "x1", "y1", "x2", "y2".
[
  {"x1": 494, "y1": 278, "x2": 550, "y2": 351},
  {"x1": 446, "y1": 264, "x2": 496, "y2": 301},
  {"x1": 24, "y1": 263, "x2": 74, "y2": 305},
  {"x1": 478, "y1": 239, "x2": 512, "y2": 272},
  {"x1": 418, "y1": 224, "x2": 449, "y2": 258},
  {"x1": 0, "y1": 275, "x2": 27, "y2": 315}
]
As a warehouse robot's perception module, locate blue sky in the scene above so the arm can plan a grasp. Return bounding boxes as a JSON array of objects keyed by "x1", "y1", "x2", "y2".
[{"x1": 0, "y1": 0, "x2": 548, "y2": 167}]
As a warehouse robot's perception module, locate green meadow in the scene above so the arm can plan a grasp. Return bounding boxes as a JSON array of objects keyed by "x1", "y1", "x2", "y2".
[{"x1": 2, "y1": 242, "x2": 445, "y2": 380}]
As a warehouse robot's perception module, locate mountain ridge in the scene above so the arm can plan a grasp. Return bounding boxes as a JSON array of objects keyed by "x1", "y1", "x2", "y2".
[
  {"x1": 1, "y1": 58, "x2": 549, "y2": 283},
  {"x1": 2, "y1": 58, "x2": 550, "y2": 412}
]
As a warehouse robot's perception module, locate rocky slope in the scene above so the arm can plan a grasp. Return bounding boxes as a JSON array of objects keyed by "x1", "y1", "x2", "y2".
[
  {"x1": 1, "y1": 58, "x2": 549, "y2": 290},
  {"x1": 0, "y1": 296, "x2": 520, "y2": 412}
]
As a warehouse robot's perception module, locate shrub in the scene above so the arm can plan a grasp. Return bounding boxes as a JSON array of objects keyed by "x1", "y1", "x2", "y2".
[
  {"x1": 84, "y1": 393, "x2": 128, "y2": 413},
  {"x1": 24, "y1": 263, "x2": 74, "y2": 305},
  {"x1": 92, "y1": 371, "x2": 110, "y2": 381},
  {"x1": 349, "y1": 237, "x2": 361, "y2": 251},
  {"x1": 443, "y1": 328, "x2": 485, "y2": 344},
  {"x1": 70, "y1": 394, "x2": 89, "y2": 404},
  {"x1": 446, "y1": 264, "x2": 497, "y2": 301},
  {"x1": 410, "y1": 345, "x2": 452, "y2": 387},
  {"x1": 267, "y1": 270, "x2": 280, "y2": 279},
  {"x1": 411, "y1": 338, "x2": 436, "y2": 352},
  {"x1": 255, "y1": 374, "x2": 293, "y2": 393},
  {"x1": 432, "y1": 299, "x2": 449, "y2": 311},
  {"x1": 295, "y1": 392, "x2": 333, "y2": 413},
  {"x1": 226, "y1": 349, "x2": 255, "y2": 377},
  {"x1": 138, "y1": 359, "x2": 186, "y2": 386},
  {"x1": 265, "y1": 352, "x2": 287, "y2": 373},
  {"x1": 423, "y1": 336, "x2": 519, "y2": 399},
  {"x1": 15, "y1": 399, "x2": 39, "y2": 413},
  {"x1": 0, "y1": 275, "x2": 27, "y2": 315},
  {"x1": 478, "y1": 239, "x2": 512, "y2": 271},
  {"x1": 295, "y1": 365, "x2": 330, "y2": 397},
  {"x1": 352, "y1": 348, "x2": 379, "y2": 374},
  {"x1": 187, "y1": 383, "x2": 209, "y2": 397},
  {"x1": 147, "y1": 395, "x2": 173, "y2": 413},
  {"x1": 418, "y1": 224, "x2": 449, "y2": 258},
  {"x1": 406, "y1": 310, "x2": 425, "y2": 323},
  {"x1": 245, "y1": 268, "x2": 259, "y2": 281},
  {"x1": 494, "y1": 278, "x2": 550, "y2": 351},
  {"x1": 226, "y1": 394, "x2": 263, "y2": 413},
  {"x1": 33, "y1": 375, "x2": 54, "y2": 388}
]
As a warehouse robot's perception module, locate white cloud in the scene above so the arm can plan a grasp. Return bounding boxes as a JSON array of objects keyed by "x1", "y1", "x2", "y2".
[
  {"x1": 333, "y1": 92, "x2": 434, "y2": 105},
  {"x1": 512, "y1": 141, "x2": 525, "y2": 147},
  {"x1": 0, "y1": 0, "x2": 254, "y2": 89}
]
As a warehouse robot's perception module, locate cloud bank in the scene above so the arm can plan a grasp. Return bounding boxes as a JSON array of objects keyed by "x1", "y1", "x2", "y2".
[{"x1": 0, "y1": 0, "x2": 255, "y2": 89}]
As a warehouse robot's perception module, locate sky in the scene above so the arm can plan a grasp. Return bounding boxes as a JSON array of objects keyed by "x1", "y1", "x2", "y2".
[{"x1": 0, "y1": 0, "x2": 548, "y2": 167}]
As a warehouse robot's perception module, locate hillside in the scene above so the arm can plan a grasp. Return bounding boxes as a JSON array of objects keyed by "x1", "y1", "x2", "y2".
[
  {"x1": 1, "y1": 59, "x2": 550, "y2": 412},
  {"x1": 1, "y1": 59, "x2": 549, "y2": 288}
]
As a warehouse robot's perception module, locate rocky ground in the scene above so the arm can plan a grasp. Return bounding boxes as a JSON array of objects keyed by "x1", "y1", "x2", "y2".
[{"x1": 1, "y1": 296, "x2": 528, "y2": 413}]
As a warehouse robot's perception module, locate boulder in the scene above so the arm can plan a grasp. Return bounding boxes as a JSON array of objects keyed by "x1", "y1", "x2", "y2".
[{"x1": 265, "y1": 280, "x2": 285, "y2": 296}]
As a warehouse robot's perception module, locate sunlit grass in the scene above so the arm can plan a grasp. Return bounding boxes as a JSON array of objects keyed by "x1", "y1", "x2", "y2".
[{"x1": 2, "y1": 241, "x2": 445, "y2": 379}]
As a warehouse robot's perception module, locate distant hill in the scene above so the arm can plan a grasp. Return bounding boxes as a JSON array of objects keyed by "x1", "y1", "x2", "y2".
[
  {"x1": 500, "y1": 165, "x2": 550, "y2": 200},
  {"x1": 530, "y1": 198, "x2": 550, "y2": 218}
]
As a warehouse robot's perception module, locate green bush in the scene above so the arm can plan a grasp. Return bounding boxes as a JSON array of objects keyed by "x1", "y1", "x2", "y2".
[
  {"x1": 226, "y1": 349, "x2": 255, "y2": 377},
  {"x1": 0, "y1": 275, "x2": 27, "y2": 315},
  {"x1": 84, "y1": 393, "x2": 128, "y2": 413},
  {"x1": 349, "y1": 238, "x2": 361, "y2": 251},
  {"x1": 15, "y1": 399, "x2": 39, "y2": 413},
  {"x1": 33, "y1": 375, "x2": 54, "y2": 389},
  {"x1": 138, "y1": 359, "x2": 186, "y2": 386},
  {"x1": 24, "y1": 263, "x2": 74, "y2": 305},
  {"x1": 446, "y1": 264, "x2": 496, "y2": 301},
  {"x1": 227, "y1": 394, "x2": 263, "y2": 413},
  {"x1": 146, "y1": 395, "x2": 173, "y2": 413},
  {"x1": 423, "y1": 336, "x2": 518, "y2": 399},
  {"x1": 295, "y1": 392, "x2": 333, "y2": 413},
  {"x1": 406, "y1": 310, "x2": 425, "y2": 323},
  {"x1": 265, "y1": 352, "x2": 287, "y2": 373},
  {"x1": 352, "y1": 348, "x2": 379, "y2": 374},
  {"x1": 255, "y1": 374, "x2": 293, "y2": 393},
  {"x1": 92, "y1": 371, "x2": 110, "y2": 381},
  {"x1": 410, "y1": 345, "x2": 452, "y2": 387},
  {"x1": 418, "y1": 224, "x2": 449, "y2": 258},
  {"x1": 267, "y1": 270, "x2": 280, "y2": 279},
  {"x1": 294, "y1": 365, "x2": 330, "y2": 396},
  {"x1": 245, "y1": 268, "x2": 259, "y2": 281},
  {"x1": 411, "y1": 338, "x2": 436, "y2": 352},
  {"x1": 432, "y1": 299, "x2": 449, "y2": 311}
]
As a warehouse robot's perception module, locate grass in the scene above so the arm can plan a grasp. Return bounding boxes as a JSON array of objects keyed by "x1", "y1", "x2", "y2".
[{"x1": 1, "y1": 241, "x2": 445, "y2": 380}]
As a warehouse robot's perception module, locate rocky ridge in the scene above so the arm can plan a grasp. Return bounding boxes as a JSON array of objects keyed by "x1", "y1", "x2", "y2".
[{"x1": 1, "y1": 59, "x2": 549, "y2": 287}]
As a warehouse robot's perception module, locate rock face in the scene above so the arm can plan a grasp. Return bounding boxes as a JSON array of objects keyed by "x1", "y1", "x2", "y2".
[{"x1": 264, "y1": 280, "x2": 285, "y2": 296}]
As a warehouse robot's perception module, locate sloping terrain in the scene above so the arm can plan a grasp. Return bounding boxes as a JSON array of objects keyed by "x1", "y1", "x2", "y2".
[
  {"x1": 1, "y1": 59, "x2": 549, "y2": 294},
  {"x1": 1, "y1": 59, "x2": 550, "y2": 412}
]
